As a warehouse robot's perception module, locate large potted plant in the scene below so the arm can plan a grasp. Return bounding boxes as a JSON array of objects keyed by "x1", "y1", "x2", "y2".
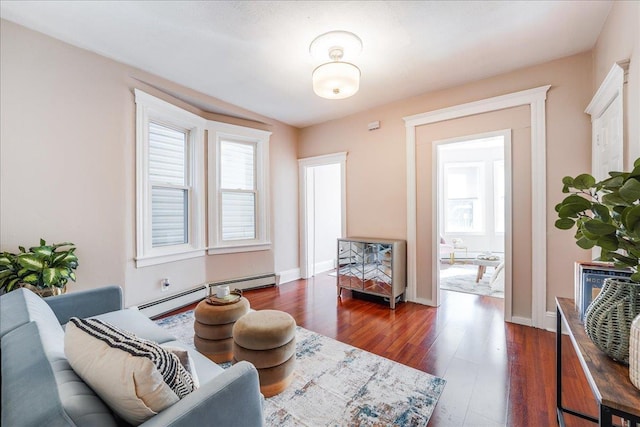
[
  {"x1": 0, "y1": 239, "x2": 79, "y2": 297},
  {"x1": 555, "y1": 158, "x2": 640, "y2": 364}
]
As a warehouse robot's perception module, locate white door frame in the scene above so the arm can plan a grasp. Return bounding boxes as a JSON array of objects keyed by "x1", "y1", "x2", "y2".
[
  {"x1": 433, "y1": 130, "x2": 513, "y2": 321},
  {"x1": 404, "y1": 85, "x2": 551, "y2": 329},
  {"x1": 298, "y1": 152, "x2": 347, "y2": 279}
]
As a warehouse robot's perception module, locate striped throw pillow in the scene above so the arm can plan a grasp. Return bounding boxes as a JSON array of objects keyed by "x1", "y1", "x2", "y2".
[{"x1": 65, "y1": 317, "x2": 197, "y2": 425}]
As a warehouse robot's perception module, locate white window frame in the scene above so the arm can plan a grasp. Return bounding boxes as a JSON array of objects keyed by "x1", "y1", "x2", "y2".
[
  {"x1": 208, "y1": 121, "x2": 271, "y2": 254},
  {"x1": 135, "y1": 89, "x2": 206, "y2": 267}
]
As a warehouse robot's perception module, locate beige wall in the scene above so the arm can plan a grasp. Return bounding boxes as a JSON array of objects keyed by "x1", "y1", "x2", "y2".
[
  {"x1": 0, "y1": 20, "x2": 300, "y2": 307},
  {"x1": 593, "y1": 0, "x2": 640, "y2": 168},
  {"x1": 300, "y1": 52, "x2": 593, "y2": 319}
]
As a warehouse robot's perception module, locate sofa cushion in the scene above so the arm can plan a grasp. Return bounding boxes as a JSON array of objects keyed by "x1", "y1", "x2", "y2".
[
  {"x1": 92, "y1": 308, "x2": 175, "y2": 344},
  {"x1": 0, "y1": 287, "x2": 63, "y2": 337},
  {"x1": 2, "y1": 322, "x2": 117, "y2": 427},
  {"x1": 65, "y1": 317, "x2": 198, "y2": 426}
]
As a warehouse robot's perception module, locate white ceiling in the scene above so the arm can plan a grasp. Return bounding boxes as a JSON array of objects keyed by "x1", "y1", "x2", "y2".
[{"x1": 0, "y1": 1, "x2": 612, "y2": 128}]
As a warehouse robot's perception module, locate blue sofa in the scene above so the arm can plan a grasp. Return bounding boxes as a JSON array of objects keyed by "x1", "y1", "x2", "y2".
[{"x1": 0, "y1": 286, "x2": 264, "y2": 427}]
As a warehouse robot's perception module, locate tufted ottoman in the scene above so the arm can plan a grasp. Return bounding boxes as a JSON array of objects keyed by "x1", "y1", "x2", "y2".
[
  {"x1": 232, "y1": 310, "x2": 296, "y2": 397},
  {"x1": 193, "y1": 297, "x2": 250, "y2": 363}
]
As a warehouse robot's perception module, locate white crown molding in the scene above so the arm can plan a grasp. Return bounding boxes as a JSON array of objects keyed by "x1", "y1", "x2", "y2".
[
  {"x1": 404, "y1": 85, "x2": 551, "y2": 128},
  {"x1": 403, "y1": 85, "x2": 551, "y2": 329},
  {"x1": 585, "y1": 59, "x2": 630, "y2": 118}
]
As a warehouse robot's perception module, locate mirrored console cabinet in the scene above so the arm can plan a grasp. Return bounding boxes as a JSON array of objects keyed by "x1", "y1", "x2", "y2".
[{"x1": 337, "y1": 237, "x2": 407, "y2": 309}]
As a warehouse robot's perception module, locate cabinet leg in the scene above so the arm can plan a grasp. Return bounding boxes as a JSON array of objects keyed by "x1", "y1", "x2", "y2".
[{"x1": 337, "y1": 286, "x2": 342, "y2": 298}]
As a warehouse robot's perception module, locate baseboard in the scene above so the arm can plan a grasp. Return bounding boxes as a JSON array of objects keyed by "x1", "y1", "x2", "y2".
[
  {"x1": 138, "y1": 273, "x2": 276, "y2": 319},
  {"x1": 278, "y1": 268, "x2": 301, "y2": 285},
  {"x1": 210, "y1": 273, "x2": 276, "y2": 291},
  {"x1": 138, "y1": 284, "x2": 208, "y2": 319},
  {"x1": 510, "y1": 316, "x2": 533, "y2": 327},
  {"x1": 545, "y1": 310, "x2": 569, "y2": 334},
  {"x1": 406, "y1": 296, "x2": 437, "y2": 307},
  {"x1": 314, "y1": 259, "x2": 335, "y2": 274}
]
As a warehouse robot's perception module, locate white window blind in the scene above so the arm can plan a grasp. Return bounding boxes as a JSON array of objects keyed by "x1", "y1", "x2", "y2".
[
  {"x1": 220, "y1": 140, "x2": 256, "y2": 241},
  {"x1": 149, "y1": 122, "x2": 189, "y2": 247}
]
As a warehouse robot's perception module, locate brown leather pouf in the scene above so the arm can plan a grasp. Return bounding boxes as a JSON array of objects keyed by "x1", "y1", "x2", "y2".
[
  {"x1": 193, "y1": 297, "x2": 249, "y2": 363},
  {"x1": 232, "y1": 310, "x2": 296, "y2": 397}
]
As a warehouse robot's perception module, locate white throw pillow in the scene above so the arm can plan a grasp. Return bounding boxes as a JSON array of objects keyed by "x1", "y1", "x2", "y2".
[{"x1": 65, "y1": 317, "x2": 197, "y2": 425}]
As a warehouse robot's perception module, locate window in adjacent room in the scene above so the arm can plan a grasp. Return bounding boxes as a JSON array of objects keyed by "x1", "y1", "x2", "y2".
[
  {"x1": 444, "y1": 162, "x2": 485, "y2": 233},
  {"x1": 135, "y1": 89, "x2": 206, "y2": 267},
  {"x1": 494, "y1": 159, "x2": 505, "y2": 233},
  {"x1": 208, "y1": 122, "x2": 271, "y2": 254}
]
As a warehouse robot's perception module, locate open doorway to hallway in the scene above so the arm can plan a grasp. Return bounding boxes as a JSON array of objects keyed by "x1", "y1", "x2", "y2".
[
  {"x1": 436, "y1": 132, "x2": 510, "y2": 303},
  {"x1": 299, "y1": 153, "x2": 347, "y2": 279}
]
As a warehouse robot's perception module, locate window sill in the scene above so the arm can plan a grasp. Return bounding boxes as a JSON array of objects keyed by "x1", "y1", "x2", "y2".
[
  {"x1": 135, "y1": 249, "x2": 206, "y2": 268},
  {"x1": 208, "y1": 243, "x2": 271, "y2": 255}
]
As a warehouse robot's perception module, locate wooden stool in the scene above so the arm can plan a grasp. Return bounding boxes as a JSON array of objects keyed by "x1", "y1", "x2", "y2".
[
  {"x1": 232, "y1": 310, "x2": 296, "y2": 397},
  {"x1": 193, "y1": 297, "x2": 249, "y2": 363}
]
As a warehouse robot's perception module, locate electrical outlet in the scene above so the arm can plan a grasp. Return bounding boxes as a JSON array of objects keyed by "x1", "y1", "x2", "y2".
[{"x1": 161, "y1": 278, "x2": 171, "y2": 292}]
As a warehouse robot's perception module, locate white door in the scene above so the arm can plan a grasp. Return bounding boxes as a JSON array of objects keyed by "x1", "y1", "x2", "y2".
[{"x1": 592, "y1": 96, "x2": 623, "y2": 181}]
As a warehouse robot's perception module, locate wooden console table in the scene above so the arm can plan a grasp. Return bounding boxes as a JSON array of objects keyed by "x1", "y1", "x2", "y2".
[{"x1": 556, "y1": 297, "x2": 640, "y2": 427}]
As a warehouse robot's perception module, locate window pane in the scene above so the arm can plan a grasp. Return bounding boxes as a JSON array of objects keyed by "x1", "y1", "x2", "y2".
[
  {"x1": 221, "y1": 141, "x2": 254, "y2": 190},
  {"x1": 446, "y1": 199, "x2": 482, "y2": 232},
  {"x1": 149, "y1": 122, "x2": 186, "y2": 186},
  {"x1": 494, "y1": 160, "x2": 505, "y2": 233},
  {"x1": 446, "y1": 165, "x2": 480, "y2": 199},
  {"x1": 444, "y1": 162, "x2": 484, "y2": 232},
  {"x1": 221, "y1": 192, "x2": 255, "y2": 240},
  {"x1": 152, "y1": 186, "x2": 188, "y2": 246}
]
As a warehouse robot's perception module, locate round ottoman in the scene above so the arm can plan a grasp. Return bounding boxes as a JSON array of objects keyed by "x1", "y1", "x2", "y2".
[
  {"x1": 232, "y1": 310, "x2": 296, "y2": 397},
  {"x1": 194, "y1": 297, "x2": 250, "y2": 363}
]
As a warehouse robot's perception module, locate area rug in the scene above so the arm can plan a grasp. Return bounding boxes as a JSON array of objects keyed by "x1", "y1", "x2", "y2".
[
  {"x1": 440, "y1": 264, "x2": 504, "y2": 298},
  {"x1": 155, "y1": 311, "x2": 446, "y2": 426}
]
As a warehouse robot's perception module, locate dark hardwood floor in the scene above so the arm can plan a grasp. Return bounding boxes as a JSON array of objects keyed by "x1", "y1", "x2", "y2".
[{"x1": 167, "y1": 272, "x2": 599, "y2": 426}]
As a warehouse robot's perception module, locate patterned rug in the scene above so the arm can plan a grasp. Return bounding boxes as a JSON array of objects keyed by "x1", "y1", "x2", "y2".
[
  {"x1": 155, "y1": 311, "x2": 446, "y2": 426},
  {"x1": 440, "y1": 264, "x2": 504, "y2": 298}
]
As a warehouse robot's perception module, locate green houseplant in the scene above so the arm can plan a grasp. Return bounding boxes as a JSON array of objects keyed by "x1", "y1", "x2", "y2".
[
  {"x1": 0, "y1": 239, "x2": 78, "y2": 297},
  {"x1": 555, "y1": 158, "x2": 640, "y2": 364}
]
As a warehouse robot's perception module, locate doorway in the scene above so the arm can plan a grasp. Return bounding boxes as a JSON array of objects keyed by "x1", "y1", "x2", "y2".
[
  {"x1": 299, "y1": 153, "x2": 347, "y2": 279},
  {"x1": 434, "y1": 130, "x2": 512, "y2": 310}
]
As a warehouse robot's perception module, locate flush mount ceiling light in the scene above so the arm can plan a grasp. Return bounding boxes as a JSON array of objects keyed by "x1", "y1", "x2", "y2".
[{"x1": 310, "y1": 30, "x2": 362, "y2": 100}]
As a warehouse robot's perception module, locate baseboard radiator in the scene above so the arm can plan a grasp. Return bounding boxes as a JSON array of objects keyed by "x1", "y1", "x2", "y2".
[
  {"x1": 138, "y1": 273, "x2": 277, "y2": 319},
  {"x1": 209, "y1": 273, "x2": 277, "y2": 291}
]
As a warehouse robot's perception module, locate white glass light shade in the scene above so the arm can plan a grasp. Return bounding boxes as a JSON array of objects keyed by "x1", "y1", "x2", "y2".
[{"x1": 312, "y1": 61, "x2": 360, "y2": 99}]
